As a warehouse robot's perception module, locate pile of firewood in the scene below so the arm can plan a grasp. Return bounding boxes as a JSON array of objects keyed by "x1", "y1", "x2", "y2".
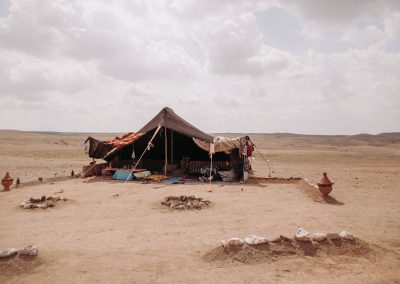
[{"x1": 161, "y1": 195, "x2": 210, "y2": 210}]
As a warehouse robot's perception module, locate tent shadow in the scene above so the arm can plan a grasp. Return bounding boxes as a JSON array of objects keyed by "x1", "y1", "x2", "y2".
[{"x1": 323, "y1": 195, "x2": 345, "y2": 205}]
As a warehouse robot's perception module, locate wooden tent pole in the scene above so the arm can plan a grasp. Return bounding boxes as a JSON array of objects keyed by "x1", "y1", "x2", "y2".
[
  {"x1": 164, "y1": 126, "x2": 168, "y2": 176},
  {"x1": 209, "y1": 154, "x2": 213, "y2": 185},
  {"x1": 171, "y1": 129, "x2": 174, "y2": 171}
]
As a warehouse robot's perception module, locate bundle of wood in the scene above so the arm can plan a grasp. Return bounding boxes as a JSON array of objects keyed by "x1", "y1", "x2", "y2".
[
  {"x1": 20, "y1": 196, "x2": 67, "y2": 209},
  {"x1": 161, "y1": 195, "x2": 210, "y2": 210}
]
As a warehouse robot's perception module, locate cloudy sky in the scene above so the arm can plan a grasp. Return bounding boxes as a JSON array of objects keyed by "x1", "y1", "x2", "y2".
[{"x1": 0, "y1": 0, "x2": 399, "y2": 134}]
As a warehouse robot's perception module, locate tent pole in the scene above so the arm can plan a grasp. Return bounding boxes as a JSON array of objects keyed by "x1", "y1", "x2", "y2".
[
  {"x1": 164, "y1": 126, "x2": 168, "y2": 176},
  {"x1": 124, "y1": 125, "x2": 162, "y2": 183},
  {"x1": 171, "y1": 129, "x2": 173, "y2": 171},
  {"x1": 209, "y1": 154, "x2": 213, "y2": 185}
]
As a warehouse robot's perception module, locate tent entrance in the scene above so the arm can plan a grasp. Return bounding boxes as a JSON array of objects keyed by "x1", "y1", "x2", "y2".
[{"x1": 132, "y1": 127, "x2": 230, "y2": 174}]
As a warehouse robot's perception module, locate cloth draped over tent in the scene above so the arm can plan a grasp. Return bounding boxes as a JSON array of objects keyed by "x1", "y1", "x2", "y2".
[
  {"x1": 106, "y1": 132, "x2": 143, "y2": 148},
  {"x1": 84, "y1": 132, "x2": 143, "y2": 160},
  {"x1": 84, "y1": 137, "x2": 114, "y2": 159},
  {"x1": 193, "y1": 136, "x2": 245, "y2": 154}
]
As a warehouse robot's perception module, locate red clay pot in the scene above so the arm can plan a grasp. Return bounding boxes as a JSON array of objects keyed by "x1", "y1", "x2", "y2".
[
  {"x1": 317, "y1": 172, "x2": 334, "y2": 196},
  {"x1": 2, "y1": 172, "x2": 13, "y2": 191}
]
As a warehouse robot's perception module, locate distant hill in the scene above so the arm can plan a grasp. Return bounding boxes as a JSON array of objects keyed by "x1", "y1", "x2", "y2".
[{"x1": 1, "y1": 130, "x2": 399, "y2": 148}]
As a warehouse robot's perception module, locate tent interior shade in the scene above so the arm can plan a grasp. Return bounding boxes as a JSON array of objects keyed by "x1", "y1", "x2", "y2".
[{"x1": 132, "y1": 127, "x2": 229, "y2": 171}]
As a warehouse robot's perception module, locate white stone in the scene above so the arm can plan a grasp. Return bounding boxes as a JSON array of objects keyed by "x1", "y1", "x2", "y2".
[
  {"x1": 40, "y1": 203, "x2": 48, "y2": 209},
  {"x1": 20, "y1": 200, "x2": 31, "y2": 208},
  {"x1": 220, "y1": 240, "x2": 227, "y2": 248},
  {"x1": 22, "y1": 203, "x2": 32, "y2": 209},
  {"x1": 311, "y1": 233, "x2": 327, "y2": 241},
  {"x1": 339, "y1": 231, "x2": 354, "y2": 240},
  {"x1": 227, "y1": 237, "x2": 244, "y2": 246},
  {"x1": 244, "y1": 235, "x2": 268, "y2": 245},
  {"x1": 0, "y1": 248, "x2": 18, "y2": 259},
  {"x1": 19, "y1": 245, "x2": 38, "y2": 256},
  {"x1": 295, "y1": 228, "x2": 310, "y2": 241}
]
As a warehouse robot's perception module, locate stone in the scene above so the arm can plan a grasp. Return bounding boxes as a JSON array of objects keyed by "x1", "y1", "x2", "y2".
[
  {"x1": 20, "y1": 200, "x2": 30, "y2": 208},
  {"x1": 0, "y1": 248, "x2": 18, "y2": 259},
  {"x1": 30, "y1": 197, "x2": 41, "y2": 203},
  {"x1": 220, "y1": 240, "x2": 228, "y2": 248},
  {"x1": 40, "y1": 203, "x2": 48, "y2": 209},
  {"x1": 227, "y1": 238, "x2": 244, "y2": 246},
  {"x1": 271, "y1": 237, "x2": 282, "y2": 243},
  {"x1": 175, "y1": 205, "x2": 185, "y2": 210},
  {"x1": 294, "y1": 228, "x2": 310, "y2": 241},
  {"x1": 19, "y1": 245, "x2": 38, "y2": 256},
  {"x1": 244, "y1": 235, "x2": 268, "y2": 245},
  {"x1": 327, "y1": 233, "x2": 341, "y2": 240},
  {"x1": 22, "y1": 203, "x2": 32, "y2": 209},
  {"x1": 311, "y1": 233, "x2": 327, "y2": 241},
  {"x1": 280, "y1": 235, "x2": 292, "y2": 242},
  {"x1": 339, "y1": 231, "x2": 354, "y2": 240}
]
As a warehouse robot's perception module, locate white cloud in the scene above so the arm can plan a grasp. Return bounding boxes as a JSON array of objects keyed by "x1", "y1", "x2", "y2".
[
  {"x1": 202, "y1": 13, "x2": 291, "y2": 76},
  {"x1": 283, "y1": 0, "x2": 400, "y2": 24},
  {"x1": 0, "y1": 0, "x2": 398, "y2": 134}
]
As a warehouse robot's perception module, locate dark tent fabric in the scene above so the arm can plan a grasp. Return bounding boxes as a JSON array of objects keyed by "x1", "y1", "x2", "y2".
[
  {"x1": 83, "y1": 107, "x2": 246, "y2": 178},
  {"x1": 129, "y1": 108, "x2": 230, "y2": 171},
  {"x1": 84, "y1": 137, "x2": 114, "y2": 159},
  {"x1": 85, "y1": 107, "x2": 215, "y2": 162},
  {"x1": 138, "y1": 107, "x2": 214, "y2": 143},
  {"x1": 84, "y1": 134, "x2": 140, "y2": 161}
]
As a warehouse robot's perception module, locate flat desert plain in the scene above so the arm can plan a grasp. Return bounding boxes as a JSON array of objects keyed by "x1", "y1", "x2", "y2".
[{"x1": 1, "y1": 130, "x2": 400, "y2": 283}]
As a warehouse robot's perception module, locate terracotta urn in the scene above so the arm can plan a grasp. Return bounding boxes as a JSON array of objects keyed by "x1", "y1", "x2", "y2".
[
  {"x1": 317, "y1": 172, "x2": 334, "y2": 196},
  {"x1": 2, "y1": 172, "x2": 13, "y2": 191}
]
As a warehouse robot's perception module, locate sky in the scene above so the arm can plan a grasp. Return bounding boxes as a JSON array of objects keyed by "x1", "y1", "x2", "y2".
[{"x1": 0, "y1": 0, "x2": 399, "y2": 134}]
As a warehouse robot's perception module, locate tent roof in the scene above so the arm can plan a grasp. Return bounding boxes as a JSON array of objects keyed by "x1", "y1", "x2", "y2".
[{"x1": 138, "y1": 107, "x2": 214, "y2": 142}]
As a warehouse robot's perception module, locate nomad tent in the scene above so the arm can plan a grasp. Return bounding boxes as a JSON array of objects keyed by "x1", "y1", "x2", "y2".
[{"x1": 84, "y1": 107, "x2": 254, "y2": 181}]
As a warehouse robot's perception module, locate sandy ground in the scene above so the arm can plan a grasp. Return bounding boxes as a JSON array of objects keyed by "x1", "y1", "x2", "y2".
[{"x1": 0, "y1": 130, "x2": 400, "y2": 283}]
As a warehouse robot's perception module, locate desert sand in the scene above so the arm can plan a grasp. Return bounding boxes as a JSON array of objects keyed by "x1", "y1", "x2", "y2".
[{"x1": 1, "y1": 130, "x2": 400, "y2": 283}]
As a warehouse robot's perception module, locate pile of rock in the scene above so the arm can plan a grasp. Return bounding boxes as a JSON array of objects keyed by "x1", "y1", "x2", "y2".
[
  {"x1": 219, "y1": 228, "x2": 355, "y2": 250},
  {"x1": 161, "y1": 195, "x2": 210, "y2": 210},
  {"x1": 20, "y1": 195, "x2": 67, "y2": 209},
  {"x1": 220, "y1": 235, "x2": 268, "y2": 248},
  {"x1": 0, "y1": 245, "x2": 38, "y2": 259},
  {"x1": 294, "y1": 227, "x2": 355, "y2": 242},
  {"x1": 204, "y1": 229, "x2": 362, "y2": 264}
]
